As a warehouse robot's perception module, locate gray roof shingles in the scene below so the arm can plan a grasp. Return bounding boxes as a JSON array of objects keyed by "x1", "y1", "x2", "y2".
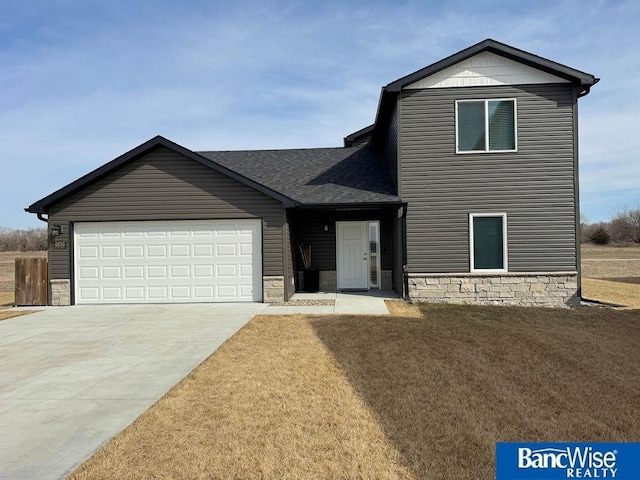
[{"x1": 197, "y1": 145, "x2": 401, "y2": 206}]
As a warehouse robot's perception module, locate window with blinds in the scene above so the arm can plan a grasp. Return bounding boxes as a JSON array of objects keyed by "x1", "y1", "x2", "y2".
[
  {"x1": 456, "y1": 99, "x2": 516, "y2": 153},
  {"x1": 469, "y1": 213, "x2": 508, "y2": 272}
]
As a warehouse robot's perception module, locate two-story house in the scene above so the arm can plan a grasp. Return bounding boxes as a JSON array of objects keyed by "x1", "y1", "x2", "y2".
[{"x1": 26, "y1": 39, "x2": 598, "y2": 307}]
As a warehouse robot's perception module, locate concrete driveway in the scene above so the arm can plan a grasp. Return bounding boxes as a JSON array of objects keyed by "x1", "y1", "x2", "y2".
[{"x1": 0, "y1": 303, "x2": 266, "y2": 480}]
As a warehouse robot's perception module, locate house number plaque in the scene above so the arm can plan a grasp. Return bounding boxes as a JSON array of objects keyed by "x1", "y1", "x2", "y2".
[{"x1": 52, "y1": 240, "x2": 68, "y2": 250}]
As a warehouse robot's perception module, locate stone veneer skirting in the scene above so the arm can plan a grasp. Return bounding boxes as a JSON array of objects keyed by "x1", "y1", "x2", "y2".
[
  {"x1": 50, "y1": 279, "x2": 71, "y2": 306},
  {"x1": 408, "y1": 272, "x2": 579, "y2": 307},
  {"x1": 263, "y1": 276, "x2": 285, "y2": 303}
]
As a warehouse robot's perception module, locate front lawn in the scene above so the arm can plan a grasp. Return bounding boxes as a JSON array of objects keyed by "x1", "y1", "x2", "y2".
[{"x1": 71, "y1": 303, "x2": 640, "y2": 479}]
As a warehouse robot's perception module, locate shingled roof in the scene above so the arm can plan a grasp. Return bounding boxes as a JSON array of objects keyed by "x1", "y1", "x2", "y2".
[{"x1": 197, "y1": 144, "x2": 401, "y2": 206}]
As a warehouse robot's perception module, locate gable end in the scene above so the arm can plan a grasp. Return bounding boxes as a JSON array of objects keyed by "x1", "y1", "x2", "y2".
[
  {"x1": 404, "y1": 51, "x2": 571, "y2": 89},
  {"x1": 26, "y1": 136, "x2": 297, "y2": 214}
]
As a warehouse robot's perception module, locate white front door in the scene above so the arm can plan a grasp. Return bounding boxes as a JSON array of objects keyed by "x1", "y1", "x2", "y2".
[{"x1": 337, "y1": 221, "x2": 368, "y2": 290}]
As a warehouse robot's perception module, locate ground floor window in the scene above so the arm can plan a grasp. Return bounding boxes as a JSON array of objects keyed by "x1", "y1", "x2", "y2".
[{"x1": 469, "y1": 213, "x2": 508, "y2": 272}]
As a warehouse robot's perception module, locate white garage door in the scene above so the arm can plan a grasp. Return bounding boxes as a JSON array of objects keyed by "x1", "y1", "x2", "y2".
[{"x1": 74, "y1": 220, "x2": 262, "y2": 304}]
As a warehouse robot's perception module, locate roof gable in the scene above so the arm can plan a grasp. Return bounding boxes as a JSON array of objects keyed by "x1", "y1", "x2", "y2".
[
  {"x1": 386, "y1": 39, "x2": 598, "y2": 92},
  {"x1": 26, "y1": 136, "x2": 297, "y2": 214},
  {"x1": 403, "y1": 51, "x2": 570, "y2": 89}
]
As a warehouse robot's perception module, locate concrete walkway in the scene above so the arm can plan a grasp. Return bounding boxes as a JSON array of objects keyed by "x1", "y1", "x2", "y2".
[
  {"x1": 0, "y1": 303, "x2": 266, "y2": 480},
  {"x1": 0, "y1": 292, "x2": 394, "y2": 479},
  {"x1": 263, "y1": 290, "x2": 397, "y2": 315}
]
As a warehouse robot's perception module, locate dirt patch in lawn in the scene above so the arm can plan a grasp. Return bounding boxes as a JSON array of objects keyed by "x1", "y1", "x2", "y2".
[{"x1": 71, "y1": 306, "x2": 640, "y2": 480}]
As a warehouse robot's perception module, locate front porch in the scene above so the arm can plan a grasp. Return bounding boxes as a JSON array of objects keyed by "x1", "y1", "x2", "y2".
[{"x1": 287, "y1": 206, "x2": 403, "y2": 296}]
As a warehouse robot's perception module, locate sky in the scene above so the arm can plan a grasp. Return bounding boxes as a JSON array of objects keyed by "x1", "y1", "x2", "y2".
[{"x1": 0, "y1": 0, "x2": 637, "y2": 229}]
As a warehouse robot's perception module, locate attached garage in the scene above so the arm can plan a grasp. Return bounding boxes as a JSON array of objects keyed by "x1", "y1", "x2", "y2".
[
  {"x1": 26, "y1": 137, "x2": 296, "y2": 305},
  {"x1": 74, "y1": 220, "x2": 262, "y2": 304}
]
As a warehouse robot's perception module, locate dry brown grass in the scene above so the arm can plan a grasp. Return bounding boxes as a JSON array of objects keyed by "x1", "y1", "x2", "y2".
[
  {"x1": 385, "y1": 299, "x2": 422, "y2": 317},
  {"x1": 581, "y1": 244, "x2": 640, "y2": 278},
  {"x1": 71, "y1": 306, "x2": 640, "y2": 480},
  {"x1": 582, "y1": 278, "x2": 640, "y2": 308},
  {"x1": 0, "y1": 310, "x2": 36, "y2": 321},
  {"x1": 0, "y1": 292, "x2": 13, "y2": 307},
  {"x1": 581, "y1": 245, "x2": 640, "y2": 307}
]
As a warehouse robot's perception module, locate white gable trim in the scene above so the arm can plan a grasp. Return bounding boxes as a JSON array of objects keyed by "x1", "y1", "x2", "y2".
[{"x1": 404, "y1": 51, "x2": 570, "y2": 89}]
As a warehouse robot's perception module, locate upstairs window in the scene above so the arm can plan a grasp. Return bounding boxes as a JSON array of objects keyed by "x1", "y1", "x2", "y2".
[
  {"x1": 469, "y1": 213, "x2": 508, "y2": 272},
  {"x1": 456, "y1": 99, "x2": 516, "y2": 153}
]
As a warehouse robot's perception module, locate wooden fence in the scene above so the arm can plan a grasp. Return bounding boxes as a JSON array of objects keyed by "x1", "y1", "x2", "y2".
[{"x1": 15, "y1": 257, "x2": 48, "y2": 306}]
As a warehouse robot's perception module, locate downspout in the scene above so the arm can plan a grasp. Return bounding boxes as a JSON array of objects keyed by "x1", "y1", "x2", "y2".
[
  {"x1": 36, "y1": 213, "x2": 48, "y2": 223},
  {"x1": 401, "y1": 203, "x2": 409, "y2": 301}
]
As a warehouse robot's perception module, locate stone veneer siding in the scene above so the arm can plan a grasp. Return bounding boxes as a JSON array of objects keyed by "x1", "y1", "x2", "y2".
[
  {"x1": 263, "y1": 276, "x2": 285, "y2": 303},
  {"x1": 408, "y1": 272, "x2": 578, "y2": 307},
  {"x1": 50, "y1": 279, "x2": 71, "y2": 306}
]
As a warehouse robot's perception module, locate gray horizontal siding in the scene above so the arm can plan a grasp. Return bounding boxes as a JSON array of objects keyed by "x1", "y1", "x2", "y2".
[
  {"x1": 48, "y1": 146, "x2": 285, "y2": 280},
  {"x1": 384, "y1": 103, "x2": 399, "y2": 191},
  {"x1": 400, "y1": 83, "x2": 577, "y2": 273}
]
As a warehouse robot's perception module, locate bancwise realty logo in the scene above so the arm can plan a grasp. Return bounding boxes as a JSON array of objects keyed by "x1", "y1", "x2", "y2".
[{"x1": 496, "y1": 443, "x2": 640, "y2": 479}]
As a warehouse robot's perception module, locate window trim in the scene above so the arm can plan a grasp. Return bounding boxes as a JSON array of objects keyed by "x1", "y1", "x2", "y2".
[
  {"x1": 469, "y1": 213, "x2": 508, "y2": 273},
  {"x1": 368, "y1": 221, "x2": 381, "y2": 289},
  {"x1": 455, "y1": 99, "x2": 518, "y2": 154}
]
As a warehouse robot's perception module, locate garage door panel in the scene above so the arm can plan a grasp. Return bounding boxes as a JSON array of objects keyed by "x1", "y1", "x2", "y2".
[
  {"x1": 103, "y1": 287, "x2": 122, "y2": 300},
  {"x1": 147, "y1": 265, "x2": 167, "y2": 278},
  {"x1": 216, "y1": 264, "x2": 237, "y2": 277},
  {"x1": 124, "y1": 287, "x2": 144, "y2": 301},
  {"x1": 74, "y1": 220, "x2": 262, "y2": 304},
  {"x1": 170, "y1": 244, "x2": 190, "y2": 257},
  {"x1": 79, "y1": 287, "x2": 99, "y2": 301},
  {"x1": 102, "y1": 266, "x2": 121, "y2": 279},
  {"x1": 170, "y1": 265, "x2": 190, "y2": 278},
  {"x1": 146, "y1": 245, "x2": 167, "y2": 257},
  {"x1": 123, "y1": 225, "x2": 144, "y2": 237},
  {"x1": 148, "y1": 286, "x2": 168, "y2": 300},
  {"x1": 124, "y1": 266, "x2": 144, "y2": 279},
  {"x1": 78, "y1": 266, "x2": 99, "y2": 279},
  {"x1": 100, "y1": 225, "x2": 122, "y2": 237},
  {"x1": 193, "y1": 244, "x2": 213, "y2": 256},
  {"x1": 124, "y1": 245, "x2": 144, "y2": 258},
  {"x1": 79, "y1": 246, "x2": 99, "y2": 259}
]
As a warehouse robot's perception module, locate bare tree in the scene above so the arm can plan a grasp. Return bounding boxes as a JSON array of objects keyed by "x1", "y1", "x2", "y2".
[
  {"x1": 0, "y1": 227, "x2": 48, "y2": 252},
  {"x1": 610, "y1": 207, "x2": 640, "y2": 243}
]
